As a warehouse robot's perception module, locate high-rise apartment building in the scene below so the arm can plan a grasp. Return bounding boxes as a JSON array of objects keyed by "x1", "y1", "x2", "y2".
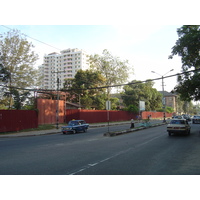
[{"x1": 38, "y1": 48, "x2": 89, "y2": 90}]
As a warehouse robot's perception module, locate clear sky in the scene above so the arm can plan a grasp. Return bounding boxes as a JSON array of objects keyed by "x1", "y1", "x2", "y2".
[
  {"x1": 0, "y1": 24, "x2": 183, "y2": 92},
  {"x1": 1, "y1": 0, "x2": 198, "y2": 93}
]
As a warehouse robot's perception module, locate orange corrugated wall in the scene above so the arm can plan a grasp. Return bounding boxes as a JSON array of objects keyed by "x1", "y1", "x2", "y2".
[{"x1": 37, "y1": 99, "x2": 65, "y2": 125}]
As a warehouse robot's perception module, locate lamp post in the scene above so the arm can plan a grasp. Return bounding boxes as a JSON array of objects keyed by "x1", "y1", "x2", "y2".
[
  {"x1": 52, "y1": 70, "x2": 65, "y2": 129},
  {"x1": 151, "y1": 69, "x2": 174, "y2": 122}
]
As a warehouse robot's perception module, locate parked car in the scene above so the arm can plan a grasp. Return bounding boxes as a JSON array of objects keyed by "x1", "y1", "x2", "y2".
[
  {"x1": 192, "y1": 115, "x2": 200, "y2": 124},
  {"x1": 167, "y1": 119, "x2": 191, "y2": 136},
  {"x1": 62, "y1": 120, "x2": 89, "y2": 134}
]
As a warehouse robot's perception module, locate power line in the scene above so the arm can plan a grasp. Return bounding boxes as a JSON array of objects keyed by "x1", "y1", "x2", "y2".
[
  {"x1": 1, "y1": 68, "x2": 199, "y2": 93},
  {"x1": 1, "y1": 25, "x2": 62, "y2": 51}
]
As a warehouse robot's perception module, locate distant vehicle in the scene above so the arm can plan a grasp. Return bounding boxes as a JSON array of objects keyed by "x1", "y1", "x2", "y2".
[
  {"x1": 181, "y1": 114, "x2": 191, "y2": 121},
  {"x1": 61, "y1": 120, "x2": 89, "y2": 134},
  {"x1": 167, "y1": 119, "x2": 191, "y2": 136},
  {"x1": 192, "y1": 116, "x2": 200, "y2": 124},
  {"x1": 172, "y1": 115, "x2": 184, "y2": 119}
]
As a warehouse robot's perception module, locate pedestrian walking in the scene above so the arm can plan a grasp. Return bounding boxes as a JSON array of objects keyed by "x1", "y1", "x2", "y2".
[
  {"x1": 138, "y1": 114, "x2": 141, "y2": 122},
  {"x1": 130, "y1": 119, "x2": 135, "y2": 128}
]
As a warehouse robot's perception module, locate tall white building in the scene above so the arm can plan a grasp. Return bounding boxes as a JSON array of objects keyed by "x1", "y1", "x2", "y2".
[{"x1": 38, "y1": 48, "x2": 89, "y2": 90}]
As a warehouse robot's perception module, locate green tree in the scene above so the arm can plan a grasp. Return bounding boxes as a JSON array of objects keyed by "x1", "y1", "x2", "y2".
[
  {"x1": 92, "y1": 93, "x2": 107, "y2": 110},
  {"x1": 169, "y1": 25, "x2": 200, "y2": 101},
  {"x1": 124, "y1": 104, "x2": 139, "y2": 113},
  {"x1": 0, "y1": 29, "x2": 39, "y2": 109},
  {"x1": 63, "y1": 69, "x2": 106, "y2": 109},
  {"x1": 110, "y1": 97, "x2": 120, "y2": 110},
  {"x1": 122, "y1": 80, "x2": 162, "y2": 111},
  {"x1": 4, "y1": 89, "x2": 31, "y2": 110},
  {"x1": 89, "y1": 49, "x2": 133, "y2": 96},
  {"x1": 165, "y1": 106, "x2": 174, "y2": 113},
  {"x1": 0, "y1": 97, "x2": 9, "y2": 109}
]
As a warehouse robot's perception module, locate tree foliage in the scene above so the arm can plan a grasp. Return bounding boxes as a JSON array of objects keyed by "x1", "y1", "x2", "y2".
[
  {"x1": 165, "y1": 106, "x2": 174, "y2": 113},
  {"x1": 0, "y1": 29, "x2": 39, "y2": 109},
  {"x1": 169, "y1": 25, "x2": 200, "y2": 101},
  {"x1": 0, "y1": 29, "x2": 39, "y2": 88},
  {"x1": 121, "y1": 80, "x2": 162, "y2": 111},
  {"x1": 89, "y1": 49, "x2": 133, "y2": 96},
  {"x1": 4, "y1": 89, "x2": 31, "y2": 110},
  {"x1": 63, "y1": 69, "x2": 107, "y2": 109},
  {"x1": 124, "y1": 104, "x2": 139, "y2": 113}
]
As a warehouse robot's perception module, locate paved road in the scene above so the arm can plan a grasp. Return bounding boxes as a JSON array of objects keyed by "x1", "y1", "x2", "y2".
[{"x1": 0, "y1": 123, "x2": 200, "y2": 175}]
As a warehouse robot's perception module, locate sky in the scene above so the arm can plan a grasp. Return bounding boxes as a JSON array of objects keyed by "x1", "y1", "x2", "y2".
[
  {"x1": 0, "y1": 25, "x2": 184, "y2": 92},
  {"x1": 0, "y1": 0, "x2": 198, "y2": 94}
]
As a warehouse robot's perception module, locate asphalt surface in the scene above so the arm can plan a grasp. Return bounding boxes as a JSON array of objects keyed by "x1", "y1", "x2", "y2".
[{"x1": 1, "y1": 121, "x2": 200, "y2": 175}]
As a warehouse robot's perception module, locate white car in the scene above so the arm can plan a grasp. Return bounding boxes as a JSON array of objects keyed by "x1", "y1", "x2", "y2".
[
  {"x1": 167, "y1": 119, "x2": 191, "y2": 136},
  {"x1": 192, "y1": 116, "x2": 200, "y2": 124}
]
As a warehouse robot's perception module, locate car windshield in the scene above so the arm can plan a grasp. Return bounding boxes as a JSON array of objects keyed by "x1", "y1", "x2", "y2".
[
  {"x1": 170, "y1": 120, "x2": 185, "y2": 124},
  {"x1": 68, "y1": 121, "x2": 79, "y2": 126}
]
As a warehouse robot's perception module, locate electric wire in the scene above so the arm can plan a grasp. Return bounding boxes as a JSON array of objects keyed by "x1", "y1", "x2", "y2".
[
  {"x1": 1, "y1": 25, "x2": 199, "y2": 94},
  {"x1": 1, "y1": 25, "x2": 62, "y2": 51},
  {"x1": 0, "y1": 68, "x2": 199, "y2": 93}
]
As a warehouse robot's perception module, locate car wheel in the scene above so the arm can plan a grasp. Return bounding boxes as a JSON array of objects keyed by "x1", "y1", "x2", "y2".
[
  {"x1": 168, "y1": 132, "x2": 171, "y2": 136},
  {"x1": 188, "y1": 130, "x2": 191, "y2": 135},
  {"x1": 63, "y1": 132, "x2": 66, "y2": 134},
  {"x1": 73, "y1": 130, "x2": 76, "y2": 134}
]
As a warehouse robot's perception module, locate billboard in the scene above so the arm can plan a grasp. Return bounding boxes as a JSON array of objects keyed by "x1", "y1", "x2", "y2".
[{"x1": 139, "y1": 101, "x2": 145, "y2": 111}]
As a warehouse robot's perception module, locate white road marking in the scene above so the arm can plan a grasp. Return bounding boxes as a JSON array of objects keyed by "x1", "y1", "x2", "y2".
[
  {"x1": 68, "y1": 148, "x2": 133, "y2": 175},
  {"x1": 68, "y1": 134, "x2": 164, "y2": 175}
]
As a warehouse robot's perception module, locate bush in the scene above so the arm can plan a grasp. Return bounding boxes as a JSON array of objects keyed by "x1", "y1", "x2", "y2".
[{"x1": 124, "y1": 104, "x2": 139, "y2": 113}]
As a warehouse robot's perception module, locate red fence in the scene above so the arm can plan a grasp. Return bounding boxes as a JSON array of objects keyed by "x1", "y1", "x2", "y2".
[
  {"x1": 141, "y1": 111, "x2": 173, "y2": 119},
  {"x1": 37, "y1": 99, "x2": 65, "y2": 125},
  {"x1": 66, "y1": 109, "x2": 137, "y2": 123},
  {"x1": 0, "y1": 108, "x2": 174, "y2": 133},
  {"x1": 66, "y1": 109, "x2": 173, "y2": 123},
  {"x1": 0, "y1": 110, "x2": 38, "y2": 133}
]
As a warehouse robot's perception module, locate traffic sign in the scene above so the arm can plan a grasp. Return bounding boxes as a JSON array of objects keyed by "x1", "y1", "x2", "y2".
[{"x1": 106, "y1": 101, "x2": 111, "y2": 110}]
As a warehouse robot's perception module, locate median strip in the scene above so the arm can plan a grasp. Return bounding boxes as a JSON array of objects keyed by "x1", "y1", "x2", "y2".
[{"x1": 103, "y1": 122, "x2": 166, "y2": 137}]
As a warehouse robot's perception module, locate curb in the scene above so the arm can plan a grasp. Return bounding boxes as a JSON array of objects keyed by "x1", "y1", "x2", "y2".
[
  {"x1": 0, "y1": 131, "x2": 62, "y2": 138},
  {"x1": 103, "y1": 123, "x2": 166, "y2": 137}
]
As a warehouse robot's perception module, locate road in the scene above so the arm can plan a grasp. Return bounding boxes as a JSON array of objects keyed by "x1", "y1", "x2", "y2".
[{"x1": 0, "y1": 122, "x2": 200, "y2": 175}]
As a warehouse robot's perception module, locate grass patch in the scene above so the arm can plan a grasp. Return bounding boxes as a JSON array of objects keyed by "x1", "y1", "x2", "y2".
[{"x1": 20, "y1": 124, "x2": 56, "y2": 132}]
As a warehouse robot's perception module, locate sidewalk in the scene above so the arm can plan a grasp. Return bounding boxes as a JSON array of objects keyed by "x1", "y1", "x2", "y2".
[{"x1": 0, "y1": 120, "x2": 165, "y2": 138}]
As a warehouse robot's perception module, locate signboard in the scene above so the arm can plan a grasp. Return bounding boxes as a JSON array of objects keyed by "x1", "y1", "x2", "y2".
[
  {"x1": 162, "y1": 97, "x2": 166, "y2": 105},
  {"x1": 106, "y1": 100, "x2": 111, "y2": 110},
  {"x1": 139, "y1": 101, "x2": 145, "y2": 111}
]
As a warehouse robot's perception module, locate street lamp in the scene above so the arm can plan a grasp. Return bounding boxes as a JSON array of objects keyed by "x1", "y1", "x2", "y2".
[
  {"x1": 151, "y1": 69, "x2": 174, "y2": 122},
  {"x1": 52, "y1": 70, "x2": 65, "y2": 129}
]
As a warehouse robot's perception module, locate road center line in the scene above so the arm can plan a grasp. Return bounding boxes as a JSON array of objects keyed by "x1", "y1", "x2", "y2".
[
  {"x1": 68, "y1": 148, "x2": 133, "y2": 175},
  {"x1": 68, "y1": 135, "x2": 164, "y2": 175}
]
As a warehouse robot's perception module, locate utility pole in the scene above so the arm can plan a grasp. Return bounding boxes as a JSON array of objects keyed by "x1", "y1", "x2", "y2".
[
  {"x1": 151, "y1": 69, "x2": 174, "y2": 122},
  {"x1": 52, "y1": 70, "x2": 65, "y2": 129}
]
